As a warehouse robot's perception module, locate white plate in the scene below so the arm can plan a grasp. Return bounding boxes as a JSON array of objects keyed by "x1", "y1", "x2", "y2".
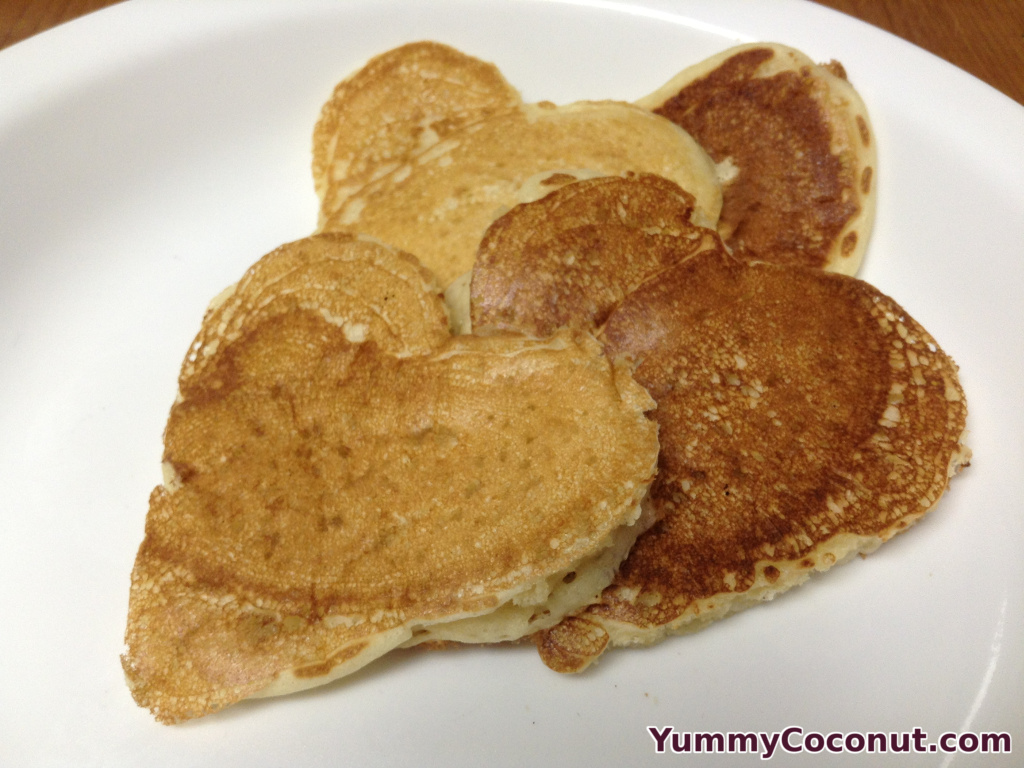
[{"x1": 2, "y1": 1, "x2": 1022, "y2": 765}]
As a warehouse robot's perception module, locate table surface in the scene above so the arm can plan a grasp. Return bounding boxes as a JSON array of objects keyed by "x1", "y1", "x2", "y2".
[{"x1": 2, "y1": 0, "x2": 1022, "y2": 107}]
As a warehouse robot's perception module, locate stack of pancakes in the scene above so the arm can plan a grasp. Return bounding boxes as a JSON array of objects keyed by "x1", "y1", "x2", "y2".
[{"x1": 123, "y1": 41, "x2": 969, "y2": 722}]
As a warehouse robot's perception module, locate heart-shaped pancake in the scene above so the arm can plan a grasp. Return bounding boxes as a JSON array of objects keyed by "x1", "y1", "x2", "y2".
[
  {"x1": 534, "y1": 249, "x2": 968, "y2": 671},
  {"x1": 122, "y1": 233, "x2": 660, "y2": 722},
  {"x1": 462, "y1": 176, "x2": 967, "y2": 672}
]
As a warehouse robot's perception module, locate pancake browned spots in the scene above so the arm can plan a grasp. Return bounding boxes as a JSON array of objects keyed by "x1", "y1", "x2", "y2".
[
  {"x1": 639, "y1": 44, "x2": 876, "y2": 274},
  {"x1": 535, "y1": 249, "x2": 968, "y2": 670},
  {"x1": 471, "y1": 173, "x2": 724, "y2": 337}
]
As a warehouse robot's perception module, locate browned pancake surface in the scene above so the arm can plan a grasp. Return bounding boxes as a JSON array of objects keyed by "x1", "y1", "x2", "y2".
[
  {"x1": 535, "y1": 250, "x2": 969, "y2": 671},
  {"x1": 471, "y1": 173, "x2": 724, "y2": 337},
  {"x1": 123, "y1": 235, "x2": 660, "y2": 722},
  {"x1": 640, "y1": 44, "x2": 876, "y2": 273}
]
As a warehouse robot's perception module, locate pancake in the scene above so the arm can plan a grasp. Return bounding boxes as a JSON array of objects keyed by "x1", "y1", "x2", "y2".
[
  {"x1": 319, "y1": 99, "x2": 722, "y2": 287},
  {"x1": 312, "y1": 41, "x2": 522, "y2": 228},
  {"x1": 637, "y1": 43, "x2": 876, "y2": 275},
  {"x1": 534, "y1": 249, "x2": 969, "y2": 672},
  {"x1": 471, "y1": 173, "x2": 724, "y2": 338},
  {"x1": 122, "y1": 233, "x2": 660, "y2": 722}
]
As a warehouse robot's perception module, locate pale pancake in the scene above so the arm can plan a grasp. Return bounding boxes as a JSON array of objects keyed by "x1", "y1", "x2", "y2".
[
  {"x1": 471, "y1": 173, "x2": 724, "y2": 338},
  {"x1": 122, "y1": 234, "x2": 660, "y2": 722},
  {"x1": 319, "y1": 100, "x2": 722, "y2": 287},
  {"x1": 637, "y1": 43, "x2": 876, "y2": 275},
  {"x1": 313, "y1": 41, "x2": 521, "y2": 227},
  {"x1": 535, "y1": 250, "x2": 969, "y2": 672}
]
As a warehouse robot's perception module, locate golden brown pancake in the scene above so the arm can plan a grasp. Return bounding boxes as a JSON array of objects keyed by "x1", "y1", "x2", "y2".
[
  {"x1": 534, "y1": 249, "x2": 969, "y2": 672},
  {"x1": 637, "y1": 43, "x2": 876, "y2": 275},
  {"x1": 122, "y1": 234, "x2": 660, "y2": 722},
  {"x1": 319, "y1": 100, "x2": 722, "y2": 287},
  {"x1": 471, "y1": 173, "x2": 724, "y2": 337},
  {"x1": 312, "y1": 41, "x2": 522, "y2": 228}
]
